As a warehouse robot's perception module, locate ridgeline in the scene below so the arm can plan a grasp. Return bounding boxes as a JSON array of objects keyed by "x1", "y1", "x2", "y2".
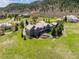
[{"x1": 0, "y1": 0, "x2": 79, "y2": 17}]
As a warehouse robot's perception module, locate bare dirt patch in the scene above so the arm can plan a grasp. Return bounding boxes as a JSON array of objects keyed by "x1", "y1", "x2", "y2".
[
  {"x1": 0, "y1": 39, "x2": 15, "y2": 48},
  {"x1": 54, "y1": 43, "x2": 77, "y2": 59}
]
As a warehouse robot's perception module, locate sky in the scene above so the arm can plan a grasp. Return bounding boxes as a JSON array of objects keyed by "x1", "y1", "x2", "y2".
[{"x1": 0, "y1": 0, "x2": 37, "y2": 7}]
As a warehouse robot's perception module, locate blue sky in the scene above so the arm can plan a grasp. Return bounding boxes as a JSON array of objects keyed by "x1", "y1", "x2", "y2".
[{"x1": 0, "y1": 0, "x2": 36, "y2": 7}]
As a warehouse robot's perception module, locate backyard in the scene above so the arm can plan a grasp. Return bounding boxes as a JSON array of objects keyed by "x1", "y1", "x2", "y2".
[{"x1": 0, "y1": 22, "x2": 79, "y2": 59}]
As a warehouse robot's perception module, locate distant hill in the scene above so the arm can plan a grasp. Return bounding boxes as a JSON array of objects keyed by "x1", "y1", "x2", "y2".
[
  {"x1": 0, "y1": 0, "x2": 79, "y2": 17},
  {"x1": 0, "y1": 3, "x2": 28, "y2": 12}
]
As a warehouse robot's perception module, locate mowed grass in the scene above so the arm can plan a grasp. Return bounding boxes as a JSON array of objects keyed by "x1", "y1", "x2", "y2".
[
  {"x1": 0, "y1": 18, "x2": 10, "y2": 23},
  {"x1": 0, "y1": 23, "x2": 79, "y2": 59}
]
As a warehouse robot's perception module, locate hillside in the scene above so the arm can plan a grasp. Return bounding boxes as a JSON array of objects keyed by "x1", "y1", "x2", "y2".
[{"x1": 1, "y1": 0, "x2": 79, "y2": 17}]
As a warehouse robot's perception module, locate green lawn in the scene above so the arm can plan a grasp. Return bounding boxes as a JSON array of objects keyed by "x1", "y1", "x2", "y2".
[
  {"x1": 0, "y1": 23, "x2": 79, "y2": 59},
  {"x1": 0, "y1": 18, "x2": 10, "y2": 23}
]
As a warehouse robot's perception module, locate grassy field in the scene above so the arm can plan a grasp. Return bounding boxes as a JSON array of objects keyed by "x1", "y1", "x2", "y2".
[
  {"x1": 0, "y1": 18, "x2": 10, "y2": 23},
  {"x1": 0, "y1": 21, "x2": 79, "y2": 59}
]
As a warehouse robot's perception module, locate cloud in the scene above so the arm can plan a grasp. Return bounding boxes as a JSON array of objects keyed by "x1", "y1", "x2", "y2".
[
  {"x1": 0, "y1": 0, "x2": 10, "y2": 7},
  {"x1": 0, "y1": 0, "x2": 37, "y2": 7}
]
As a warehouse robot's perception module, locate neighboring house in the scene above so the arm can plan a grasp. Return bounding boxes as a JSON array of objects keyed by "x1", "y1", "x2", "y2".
[
  {"x1": 0, "y1": 20, "x2": 19, "y2": 32},
  {"x1": 19, "y1": 12, "x2": 30, "y2": 18},
  {"x1": 64, "y1": 15, "x2": 79, "y2": 23},
  {"x1": 0, "y1": 22, "x2": 12, "y2": 30},
  {"x1": 0, "y1": 14, "x2": 6, "y2": 19}
]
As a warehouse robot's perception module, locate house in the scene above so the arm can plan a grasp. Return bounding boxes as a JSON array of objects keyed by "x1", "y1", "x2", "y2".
[
  {"x1": 0, "y1": 20, "x2": 18, "y2": 32},
  {"x1": 25, "y1": 24, "x2": 35, "y2": 38},
  {"x1": 64, "y1": 15, "x2": 79, "y2": 23},
  {"x1": 0, "y1": 22, "x2": 12, "y2": 30},
  {"x1": 22, "y1": 19, "x2": 64, "y2": 39},
  {"x1": 0, "y1": 14, "x2": 6, "y2": 19},
  {"x1": 34, "y1": 21, "x2": 51, "y2": 37},
  {"x1": 24, "y1": 21, "x2": 52, "y2": 38}
]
